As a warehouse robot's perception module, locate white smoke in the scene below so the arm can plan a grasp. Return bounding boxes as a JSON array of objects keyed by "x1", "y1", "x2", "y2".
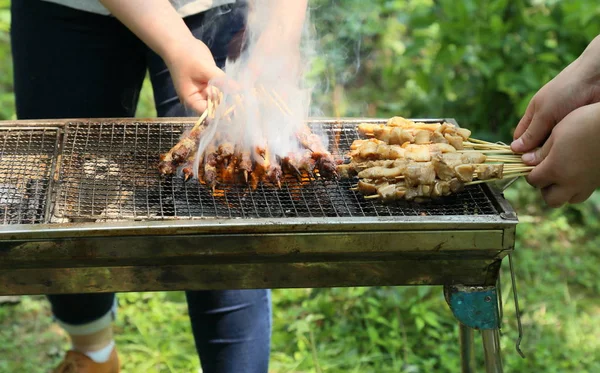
[{"x1": 192, "y1": 0, "x2": 322, "y2": 178}]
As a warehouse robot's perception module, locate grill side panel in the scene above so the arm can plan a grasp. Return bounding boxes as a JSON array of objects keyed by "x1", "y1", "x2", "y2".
[{"x1": 0, "y1": 128, "x2": 60, "y2": 225}]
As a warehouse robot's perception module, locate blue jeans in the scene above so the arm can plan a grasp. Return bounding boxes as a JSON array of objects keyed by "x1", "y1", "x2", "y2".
[{"x1": 10, "y1": 1, "x2": 271, "y2": 372}]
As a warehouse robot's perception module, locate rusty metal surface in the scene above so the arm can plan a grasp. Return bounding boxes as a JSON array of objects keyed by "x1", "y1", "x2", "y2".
[
  {"x1": 0, "y1": 127, "x2": 60, "y2": 224},
  {"x1": 0, "y1": 258, "x2": 505, "y2": 296}
]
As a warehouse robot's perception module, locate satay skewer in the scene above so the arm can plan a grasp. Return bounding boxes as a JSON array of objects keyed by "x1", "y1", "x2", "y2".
[
  {"x1": 464, "y1": 171, "x2": 530, "y2": 186},
  {"x1": 458, "y1": 149, "x2": 519, "y2": 154}
]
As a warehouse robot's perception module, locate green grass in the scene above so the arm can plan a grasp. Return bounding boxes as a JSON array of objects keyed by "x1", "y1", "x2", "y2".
[{"x1": 2, "y1": 182, "x2": 600, "y2": 373}]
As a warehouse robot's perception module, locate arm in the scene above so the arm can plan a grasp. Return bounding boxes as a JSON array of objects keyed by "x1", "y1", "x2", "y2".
[
  {"x1": 258, "y1": 0, "x2": 308, "y2": 47},
  {"x1": 99, "y1": 0, "x2": 196, "y2": 62},
  {"x1": 245, "y1": 1, "x2": 309, "y2": 80},
  {"x1": 99, "y1": 0, "x2": 223, "y2": 113}
]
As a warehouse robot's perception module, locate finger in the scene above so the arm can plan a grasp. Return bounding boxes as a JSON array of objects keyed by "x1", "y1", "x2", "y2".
[
  {"x1": 526, "y1": 157, "x2": 555, "y2": 189},
  {"x1": 569, "y1": 189, "x2": 595, "y2": 205},
  {"x1": 511, "y1": 110, "x2": 554, "y2": 153},
  {"x1": 513, "y1": 97, "x2": 536, "y2": 140},
  {"x1": 185, "y1": 91, "x2": 208, "y2": 114},
  {"x1": 521, "y1": 134, "x2": 554, "y2": 166},
  {"x1": 541, "y1": 184, "x2": 572, "y2": 208}
]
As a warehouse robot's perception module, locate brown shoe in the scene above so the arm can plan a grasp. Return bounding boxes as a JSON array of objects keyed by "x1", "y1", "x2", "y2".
[{"x1": 52, "y1": 348, "x2": 119, "y2": 373}]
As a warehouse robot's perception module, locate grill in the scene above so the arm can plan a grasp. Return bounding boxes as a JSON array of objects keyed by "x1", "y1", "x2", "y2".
[
  {"x1": 0, "y1": 117, "x2": 520, "y2": 373},
  {"x1": 3, "y1": 119, "x2": 497, "y2": 224},
  {"x1": 0, "y1": 117, "x2": 517, "y2": 293}
]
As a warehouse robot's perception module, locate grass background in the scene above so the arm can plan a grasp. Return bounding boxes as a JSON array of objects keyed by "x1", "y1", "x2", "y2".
[{"x1": 1, "y1": 0, "x2": 600, "y2": 372}]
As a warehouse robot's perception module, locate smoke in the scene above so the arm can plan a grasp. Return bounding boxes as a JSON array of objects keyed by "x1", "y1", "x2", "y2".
[{"x1": 192, "y1": 0, "x2": 321, "y2": 178}]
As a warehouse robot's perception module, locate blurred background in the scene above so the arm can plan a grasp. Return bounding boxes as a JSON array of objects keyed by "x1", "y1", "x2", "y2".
[{"x1": 1, "y1": 0, "x2": 600, "y2": 372}]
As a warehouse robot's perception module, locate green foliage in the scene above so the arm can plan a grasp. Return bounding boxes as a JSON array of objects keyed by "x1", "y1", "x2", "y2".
[
  {"x1": 310, "y1": 0, "x2": 600, "y2": 141},
  {"x1": 0, "y1": 0, "x2": 13, "y2": 120}
]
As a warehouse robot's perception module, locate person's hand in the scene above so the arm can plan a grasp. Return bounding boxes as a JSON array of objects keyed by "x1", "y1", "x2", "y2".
[
  {"x1": 511, "y1": 36, "x2": 600, "y2": 154},
  {"x1": 523, "y1": 102, "x2": 600, "y2": 207},
  {"x1": 164, "y1": 38, "x2": 226, "y2": 114}
]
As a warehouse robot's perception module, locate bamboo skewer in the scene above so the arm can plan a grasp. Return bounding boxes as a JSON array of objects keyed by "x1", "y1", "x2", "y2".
[
  {"x1": 463, "y1": 143, "x2": 511, "y2": 150},
  {"x1": 270, "y1": 88, "x2": 293, "y2": 116},
  {"x1": 464, "y1": 171, "x2": 530, "y2": 186},
  {"x1": 458, "y1": 149, "x2": 519, "y2": 154}
]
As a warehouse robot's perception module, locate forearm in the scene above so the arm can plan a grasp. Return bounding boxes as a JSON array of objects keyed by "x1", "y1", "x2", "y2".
[
  {"x1": 99, "y1": 0, "x2": 195, "y2": 63},
  {"x1": 251, "y1": 0, "x2": 308, "y2": 47},
  {"x1": 270, "y1": 0, "x2": 308, "y2": 42}
]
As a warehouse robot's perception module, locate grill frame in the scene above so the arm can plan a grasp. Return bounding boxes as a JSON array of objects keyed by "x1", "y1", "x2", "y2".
[{"x1": 0, "y1": 118, "x2": 517, "y2": 296}]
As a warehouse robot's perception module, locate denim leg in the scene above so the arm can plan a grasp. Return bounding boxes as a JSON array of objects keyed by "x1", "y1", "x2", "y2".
[
  {"x1": 185, "y1": 290, "x2": 272, "y2": 373},
  {"x1": 145, "y1": 4, "x2": 271, "y2": 371},
  {"x1": 10, "y1": 0, "x2": 147, "y2": 119},
  {"x1": 10, "y1": 0, "x2": 147, "y2": 325}
]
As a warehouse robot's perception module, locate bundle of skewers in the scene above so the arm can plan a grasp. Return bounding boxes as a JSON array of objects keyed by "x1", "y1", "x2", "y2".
[
  {"x1": 337, "y1": 116, "x2": 531, "y2": 202},
  {"x1": 157, "y1": 88, "x2": 338, "y2": 191}
]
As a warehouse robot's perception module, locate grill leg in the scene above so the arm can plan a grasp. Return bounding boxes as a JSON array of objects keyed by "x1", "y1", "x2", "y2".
[
  {"x1": 444, "y1": 284, "x2": 503, "y2": 372},
  {"x1": 459, "y1": 323, "x2": 476, "y2": 373},
  {"x1": 482, "y1": 329, "x2": 503, "y2": 373}
]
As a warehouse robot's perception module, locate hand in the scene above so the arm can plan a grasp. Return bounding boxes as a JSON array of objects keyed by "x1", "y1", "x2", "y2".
[
  {"x1": 97, "y1": 0, "x2": 227, "y2": 114},
  {"x1": 523, "y1": 102, "x2": 600, "y2": 207},
  {"x1": 511, "y1": 36, "x2": 600, "y2": 153},
  {"x1": 164, "y1": 38, "x2": 226, "y2": 114}
]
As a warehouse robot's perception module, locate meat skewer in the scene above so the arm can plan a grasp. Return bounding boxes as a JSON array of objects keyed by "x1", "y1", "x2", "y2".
[
  {"x1": 342, "y1": 116, "x2": 530, "y2": 202},
  {"x1": 158, "y1": 107, "x2": 210, "y2": 176}
]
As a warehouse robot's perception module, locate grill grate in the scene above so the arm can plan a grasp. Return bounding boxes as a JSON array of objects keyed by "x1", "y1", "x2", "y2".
[
  {"x1": 53, "y1": 121, "x2": 498, "y2": 220},
  {"x1": 0, "y1": 128, "x2": 58, "y2": 224}
]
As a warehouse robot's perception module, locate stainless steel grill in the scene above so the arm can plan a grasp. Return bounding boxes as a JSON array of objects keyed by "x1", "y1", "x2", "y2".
[
  {"x1": 0, "y1": 118, "x2": 519, "y2": 373},
  {"x1": 0, "y1": 127, "x2": 59, "y2": 224},
  {"x1": 0, "y1": 117, "x2": 517, "y2": 290},
  {"x1": 2, "y1": 119, "x2": 497, "y2": 224}
]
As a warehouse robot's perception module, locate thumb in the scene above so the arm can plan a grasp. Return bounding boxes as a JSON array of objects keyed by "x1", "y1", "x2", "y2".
[
  {"x1": 521, "y1": 133, "x2": 554, "y2": 166},
  {"x1": 511, "y1": 110, "x2": 554, "y2": 153},
  {"x1": 513, "y1": 97, "x2": 535, "y2": 140}
]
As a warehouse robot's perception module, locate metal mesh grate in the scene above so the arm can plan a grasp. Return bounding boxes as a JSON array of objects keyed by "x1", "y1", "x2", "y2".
[
  {"x1": 53, "y1": 121, "x2": 498, "y2": 220},
  {"x1": 0, "y1": 128, "x2": 58, "y2": 224}
]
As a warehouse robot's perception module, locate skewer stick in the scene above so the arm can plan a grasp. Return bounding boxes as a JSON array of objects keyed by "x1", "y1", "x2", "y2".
[
  {"x1": 270, "y1": 88, "x2": 293, "y2": 116},
  {"x1": 486, "y1": 158, "x2": 523, "y2": 163},
  {"x1": 485, "y1": 154, "x2": 522, "y2": 158},
  {"x1": 364, "y1": 195, "x2": 380, "y2": 199},
  {"x1": 207, "y1": 97, "x2": 213, "y2": 119},
  {"x1": 503, "y1": 166, "x2": 534, "y2": 171},
  {"x1": 463, "y1": 142, "x2": 511, "y2": 150},
  {"x1": 502, "y1": 171, "x2": 532, "y2": 177},
  {"x1": 222, "y1": 104, "x2": 236, "y2": 117},
  {"x1": 458, "y1": 149, "x2": 520, "y2": 154},
  {"x1": 192, "y1": 109, "x2": 209, "y2": 131},
  {"x1": 468, "y1": 138, "x2": 507, "y2": 146},
  {"x1": 464, "y1": 178, "x2": 501, "y2": 186},
  {"x1": 465, "y1": 171, "x2": 531, "y2": 186},
  {"x1": 258, "y1": 85, "x2": 288, "y2": 116}
]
